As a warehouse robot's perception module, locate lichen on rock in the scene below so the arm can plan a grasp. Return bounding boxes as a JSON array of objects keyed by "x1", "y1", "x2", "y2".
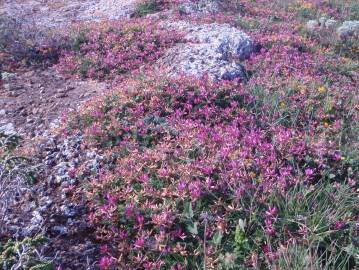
[{"x1": 158, "y1": 21, "x2": 257, "y2": 80}]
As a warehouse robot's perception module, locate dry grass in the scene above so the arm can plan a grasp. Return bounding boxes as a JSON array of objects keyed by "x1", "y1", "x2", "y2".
[{"x1": 0, "y1": 134, "x2": 38, "y2": 235}]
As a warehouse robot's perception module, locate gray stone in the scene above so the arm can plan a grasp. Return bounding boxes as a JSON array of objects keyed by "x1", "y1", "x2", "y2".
[
  {"x1": 306, "y1": 18, "x2": 338, "y2": 33},
  {"x1": 179, "y1": 0, "x2": 220, "y2": 14},
  {"x1": 325, "y1": 19, "x2": 338, "y2": 30},
  {"x1": 318, "y1": 17, "x2": 327, "y2": 27},
  {"x1": 52, "y1": 225, "x2": 68, "y2": 235},
  {"x1": 337, "y1": 20, "x2": 359, "y2": 39},
  {"x1": 1, "y1": 72, "x2": 15, "y2": 81},
  {"x1": 0, "y1": 123, "x2": 16, "y2": 135},
  {"x1": 32, "y1": 210, "x2": 43, "y2": 223},
  {"x1": 306, "y1": 20, "x2": 319, "y2": 32},
  {"x1": 158, "y1": 22, "x2": 256, "y2": 81},
  {"x1": 60, "y1": 204, "x2": 78, "y2": 218},
  {"x1": 0, "y1": 0, "x2": 136, "y2": 29}
]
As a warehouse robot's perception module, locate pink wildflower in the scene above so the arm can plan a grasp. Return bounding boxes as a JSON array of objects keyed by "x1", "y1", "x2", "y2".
[{"x1": 99, "y1": 256, "x2": 114, "y2": 270}]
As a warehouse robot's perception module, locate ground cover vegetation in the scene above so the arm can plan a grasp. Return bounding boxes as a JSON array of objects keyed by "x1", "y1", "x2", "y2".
[
  {"x1": 58, "y1": 1, "x2": 359, "y2": 268},
  {"x1": 1, "y1": 0, "x2": 358, "y2": 269},
  {"x1": 57, "y1": 19, "x2": 182, "y2": 80}
]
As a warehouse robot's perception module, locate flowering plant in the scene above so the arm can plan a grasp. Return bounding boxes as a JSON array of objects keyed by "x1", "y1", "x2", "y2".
[{"x1": 57, "y1": 19, "x2": 181, "y2": 80}]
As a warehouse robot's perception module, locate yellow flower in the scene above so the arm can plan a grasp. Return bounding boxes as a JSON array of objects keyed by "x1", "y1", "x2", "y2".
[
  {"x1": 279, "y1": 101, "x2": 286, "y2": 109},
  {"x1": 318, "y1": 86, "x2": 326, "y2": 93}
]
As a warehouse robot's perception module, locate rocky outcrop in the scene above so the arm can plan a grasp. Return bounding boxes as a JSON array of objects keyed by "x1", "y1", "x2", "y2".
[
  {"x1": 158, "y1": 21, "x2": 257, "y2": 81},
  {"x1": 306, "y1": 17, "x2": 338, "y2": 32},
  {"x1": 179, "y1": 0, "x2": 220, "y2": 14},
  {"x1": 306, "y1": 18, "x2": 359, "y2": 40},
  {"x1": 0, "y1": 0, "x2": 137, "y2": 28},
  {"x1": 337, "y1": 20, "x2": 359, "y2": 39}
]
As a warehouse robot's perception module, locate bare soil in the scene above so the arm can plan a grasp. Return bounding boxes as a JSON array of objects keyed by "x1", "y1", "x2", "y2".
[{"x1": 0, "y1": 67, "x2": 108, "y2": 138}]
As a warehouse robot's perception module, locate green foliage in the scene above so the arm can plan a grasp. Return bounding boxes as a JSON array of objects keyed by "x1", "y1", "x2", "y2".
[
  {"x1": 183, "y1": 201, "x2": 194, "y2": 219},
  {"x1": 0, "y1": 236, "x2": 54, "y2": 270},
  {"x1": 133, "y1": 0, "x2": 162, "y2": 17},
  {"x1": 71, "y1": 29, "x2": 88, "y2": 52},
  {"x1": 182, "y1": 202, "x2": 198, "y2": 235},
  {"x1": 0, "y1": 14, "x2": 64, "y2": 68},
  {"x1": 234, "y1": 219, "x2": 250, "y2": 255},
  {"x1": 214, "y1": 181, "x2": 359, "y2": 269}
]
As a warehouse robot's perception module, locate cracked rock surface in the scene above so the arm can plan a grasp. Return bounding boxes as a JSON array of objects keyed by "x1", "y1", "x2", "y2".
[
  {"x1": 0, "y1": 0, "x2": 137, "y2": 28},
  {"x1": 158, "y1": 21, "x2": 257, "y2": 81}
]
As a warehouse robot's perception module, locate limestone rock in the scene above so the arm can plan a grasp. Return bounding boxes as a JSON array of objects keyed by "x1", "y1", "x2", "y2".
[
  {"x1": 0, "y1": 122, "x2": 16, "y2": 135},
  {"x1": 306, "y1": 20, "x2": 319, "y2": 32},
  {"x1": 179, "y1": 0, "x2": 220, "y2": 14},
  {"x1": 0, "y1": 0, "x2": 136, "y2": 29},
  {"x1": 158, "y1": 22, "x2": 256, "y2": 81},
  {"x1": 337, "y1": 20, "x2": 359, "y2": 39},
  {"x1": 325, "y1": 19, "x2": 338, "y2": 30},
  {"x1": 306, "y1": 17, "x2": 338, "y2": 32}
]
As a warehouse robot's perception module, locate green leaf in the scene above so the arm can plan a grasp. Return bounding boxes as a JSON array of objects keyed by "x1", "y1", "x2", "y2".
[
  {"x1": 238, "y1": 219, "x2": 246, "y2": 231},
  {"x1": 212, "y1": 231, "x2": 223, "y2": 246},
  {"x1": 184, "y1": 201, "x2": 194, "y2": 219},
  {"x1": 29, "y1": 263, "x2": 55, "y2": 270},
  {"x1": 187, "y1": 221, "x2": 198, "y2": 235}
]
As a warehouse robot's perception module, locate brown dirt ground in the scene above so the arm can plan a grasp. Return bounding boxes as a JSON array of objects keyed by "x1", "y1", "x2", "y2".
[{"x1": 0, "y1": 67, "x2": 108, "y2": 138}]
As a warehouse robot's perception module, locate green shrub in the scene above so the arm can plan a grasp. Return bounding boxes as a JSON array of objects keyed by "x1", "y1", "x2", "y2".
[{"x1": 0, "y1": 236, "x2": 55, "y2": 270}]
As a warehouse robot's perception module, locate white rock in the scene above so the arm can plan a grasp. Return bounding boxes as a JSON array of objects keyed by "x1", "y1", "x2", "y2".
[
  {"x1": 31, "y1": 210, "x2": 43, "y2": 225},
  {"x1": 52, "y1": 225, "x2": 68, "y2": 235},
  {"x1": 325, "y1": 19, "x2": 338, "y2": 30},
  {"x1": 0, "y1": 123, "x2": 16, "y2": 135},
  {"x1": 179, "y1": 0, "x2": 220, "y2": 14},
  {"x1": 0, "y1": 0, "x2": 136, "y2": 29},
  {"x1": 158, "y1": 22, "x2": 256, "y2": 81},
  {"x1": 337, "y1": 20, "x2": 359, "y2": 39},
  {"x1": 306, "y1": 20, "x2": 319, "y2": 32},
  {"x1": 1, "y1": 72, "x2": 15, "y2": 81},
  {"x1": 319, "y1": 17, "x2": 327, "y2": 27}
]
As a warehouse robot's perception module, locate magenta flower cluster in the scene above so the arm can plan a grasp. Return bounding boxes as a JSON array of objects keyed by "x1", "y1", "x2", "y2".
[
  {"x1": 59, "y1": 0, "x2": 359, "y2": 268},
  {"x1": 57, "y1": 19, "x2": 181, "y2": 80}
]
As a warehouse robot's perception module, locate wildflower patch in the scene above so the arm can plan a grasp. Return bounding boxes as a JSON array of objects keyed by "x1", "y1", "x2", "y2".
[{"x1": 57, "y1": 19, "x2": 182, "y2": 80}]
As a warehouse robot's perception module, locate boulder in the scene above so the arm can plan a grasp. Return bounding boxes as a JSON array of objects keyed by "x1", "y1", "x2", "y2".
[
  {"x1": 179, "y1": 0, "x2": 220, "y2": 14},
  {"x1": 158, "y1": 22, "x2": 256, "y2": 81},
  {"x1": 337, "y1": 20, "x2": 359, "y2": 39},
  {"x1": 306, "y1": 20, "x2": 319, "y2": 32},
  {"x1": 324, "y1": 19, "x2": 338, "y2": 30},
  {"x1": 306, "y1": 17, "x2": 338, "y2": 32}
]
